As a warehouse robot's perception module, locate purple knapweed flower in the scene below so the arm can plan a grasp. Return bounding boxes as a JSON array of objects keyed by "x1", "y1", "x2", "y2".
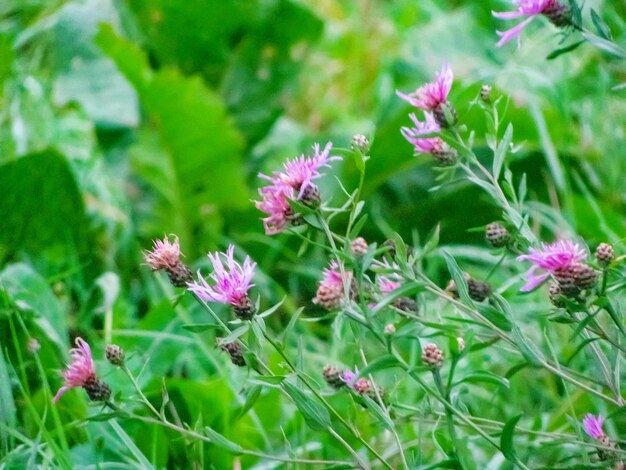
[
  {"x1": 340, "y1": 366, "x2": 358, "y2": 389},
  {"x1": 400, "y1": 113, "x2": 444, "y2": 154},
  {"x1": 144, "y1": 235, "x2": 193, "y2": 287},
  {"x1": 188, "y1": 245, "x2": 257, "y2": 318},
  {"x1": 53, "y1": 338, "x2": 95, "y2": 403},
  {"x1": 582, "y1": 414, "x2": 606, "y2": 440},
  {"x1": 377, "y1": 260, "x2": 402, "y2": 294},
  {"x1": 144, "y1": 236, "x2": 183, "y2": 272},
  {"x1": 517, "y1": 240, "x2": 586, "y2": 292},
  {"x1": 313, "y1": 261, "x2": 353, "y2": 310},
  {"x1": 255, "y1": 143, "x2": 340, "y2": 235},
  {"x1": 397, "y1": 64, "x2": 453, "y2": 113},
  {"x1": 492, "y1": 0, "x2": 569, "y2": 47}
]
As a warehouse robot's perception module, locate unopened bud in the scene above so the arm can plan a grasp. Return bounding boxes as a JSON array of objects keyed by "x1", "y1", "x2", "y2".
[
  {"x1": 548, "y1": 282, "x2": 565, "y2": 307},
  {"x1": 351, "y1": 134, "x2": 370, "y2": 154},
  {"x1": 554, "y1": 263, "x2": 596, "y2": 296},
  {"x1": 456, "y1": 337, "x2": 465, "y2": 352},
  {"x1": 218, "y1": 340, "x2": 246, "y2": 367},
  {"x1": 486, "y1": 222, "x2": 510, "y2": 248},
  {"x1": 433, "y1": 101, "x2": 457, "y2": 129},
  {"x1": 480, "y1": 84, "x2": 492, "y2": 103},
  {"x1": 105, "y1": 344, "x2": 125, "y2": 366},
  {"x1": 323, "y1": 365, "x2": 346, "y2": 389},
  {"x1": 422, "y1": 344, "x2": 444, "y2": 368},
  {"x1": 446, "y1": 274, "x2": 491, "y2": 302},
  {"x1": 300, "y1": 185, "x2": 321, "y2": 209},
  {"x1": 543, "y1": 2, "x2": 571, "y2": 27},
  {"x1": 384, "y1": 324, "x2": 396, "y2": 335},
  {"x1": 595, "y1": 243, "x2": 614, "y2": 266},
  {"x1": 431, "y1": 146, "x2": 458, "y2": 166},
  {"x1": 351, "y1": 237, "x2": 368, "y2": 256}
]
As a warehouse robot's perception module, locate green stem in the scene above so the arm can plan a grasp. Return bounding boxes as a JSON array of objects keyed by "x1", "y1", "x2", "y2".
[{"x1": 433, "y1": 368, "x2": 460, "y2": 464}]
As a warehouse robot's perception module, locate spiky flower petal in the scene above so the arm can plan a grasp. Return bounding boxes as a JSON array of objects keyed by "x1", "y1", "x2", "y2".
[{"x1": 517, "y1": 240, "x2": 586, "y2": 292}]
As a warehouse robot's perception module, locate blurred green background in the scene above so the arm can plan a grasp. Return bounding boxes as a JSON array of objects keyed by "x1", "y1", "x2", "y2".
[{"x1": 1, "y1": 0, "x2": 625, "y2": 467}]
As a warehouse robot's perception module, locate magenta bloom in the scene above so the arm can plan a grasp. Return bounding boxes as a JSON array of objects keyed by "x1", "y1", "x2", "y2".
[
  {"x1": 255, "y1": 183, "x2": 296, "y2": 235},
  {"x1": 397, "y1": 65, "x2": 453, "y2": 112},
  {"x1": 340, "y1": 367, "x2": 358, "y2": 389},
  {"x1": 313, "y1": 261, "x2": 353, "y2": 309},
  {"x1": 53, "y1": 337, "x2": 95, "y2": 403},
  {"x1": 400, "y1": 113, "x2": 444, "y2": 154},
  {"x1": 492, "y1": 0, "x2": 562, "y2": 47},
  {"x1": 188, "y1": 245, "x2": 256, "y2": 308},
  {"x1": 144, "y1": 236, "x2": 183, "y2": 271},
  {"x1": 517, "y1": 240, "x2": 586, "y2": 292},
  {"x1": 378, "y1": 261, "x2": 402, "y2": 294},
  {"x1": 582, "y1": 414, "x2": 605, "y2": 440}
]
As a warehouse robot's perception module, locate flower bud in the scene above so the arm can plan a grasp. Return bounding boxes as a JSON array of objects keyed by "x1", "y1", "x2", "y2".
[
  {"x1": 433, "y1": 101, "x2": 457, "y2": 129},
  {"x1": 351, "y1": 134, "x2": 370, "y2": 154},
  {"x1": 431, "y1": 146, "x2": 459, "y2": 166},
  {"x1": 480, "y1": 84, "x2": 492, "y2": 103},
  {"x1": 554, "y1": 263, "x2": 596, "y2": 296},
  {"x1": 544, "y1": 2, "x2": 571, "y2": 27},
  {"x1": 548, "y1": 282, "x2": 565, "y2": 307},
  {"x1": 456, "y1": 337, "x2": 465, "y2": 352},
  {"x1": 300, "y1": 185, "x2": 321, "y2": 209},
  {"x1": 351, "y1": 237, "x2": 368, "y2": 256},
  {"x1": 105, "y1": 344, "x2": 125, "y2": 366},
  {"x1": 595, "y1": 243, "x2": 614, "y2": 266},
  {"x1": 446, "y1": 274, "x2": 491, "y2": 302},
  {"x1": 384, "y1": 323, "x2": 396, "y2": 335},
  {"x1": 422, "y1": 344, "x2": 444, "y2": 369},
  {"x1": 218, "y1": 340, "x2": 246, "y2": 367},
  {"x1": 233, "y1": 296, "x2": 257, "y2": 321},
  {"x1": 323, "y1": 365, "x2": 346, "y2": 389},
  {"x1": 392, "y1": 297, "x2": 418, "y2": 313},
  {"x1": 486, "y1": 222, "x2": 510, "y2": 248}
]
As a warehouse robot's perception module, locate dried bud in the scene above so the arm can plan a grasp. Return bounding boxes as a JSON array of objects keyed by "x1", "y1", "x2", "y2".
[
  {"x1": 384, "y1": 323, "x2": 396, "y2": 335},
  {"x1": 392, "y1": 297, "x2": 418, "y2": 313},
  {"x1": 353, "y1": 377, "x2": 373, "y2": 396},
  {"x1": 595, "y1": 243, "x2": 614, "y2": 266},
  {"x1": 422, "y1": 344, "x2": 444, "y2": 369},
  {"x1": 351, "y1": 237, "x2": 368, "y2": 256},
  {"x1": 456, "y1": 337, "x2": 465, "y2": 352},
  {"x1": 351, "y1": 134, "x2": 370, "y2": 154},
  {"x1": 105, "y1": 344, "x2": 125, "y2": 366},
  {"x1": 218, "y1": 340, "x2": 246, "y2": 367},
  {"x1": 486, "y1": 222, "x2": 510, "y2": 248},
  {"x1": 323, "y1": 365, "x2": 346, "y2": 389},
  {"x1": 446, "y1": 275, "x2": 491, "y2": 302},
  {"x1": 383, "y1": 239, "x2": 414, "y2": 260},
  {"x1": 233, "y1": 296, "x2": 257, "y2": 321},
  {"x1": 83, "y1": 375, "x2": 111, "y2": 402},
  {"x1": 480, "y1": 84, "x2": 492, "y2": 103}
]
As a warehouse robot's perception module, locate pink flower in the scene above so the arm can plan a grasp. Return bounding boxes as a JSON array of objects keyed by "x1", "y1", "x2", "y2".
[
  {"x1": 144, "y1": 236, "x2": 183, "y2": 271},
  {"x1": 582, "y1": 414, "x2": 605, "y2": 440},
  {"x1": 340, "y1": 366, "x2": 358, "y2": 389},
  {"x1": 517, "y1": 240, "x2": 586, "y2": 292},
  {"x1": 397, "y1": 64, "x2": 453, "y2": 112},
  {"x1": 377, "y1": 261, "x2": 402, "y2": 293},
  {"x1": 492, "y1": 0, "x2": 562, "y2": 47},
  {"x1": 255, "y1": 183, "x2": 296, "y2": 235},
  {"x1": 313, "y1": 261, "x2": 353, "y2": 309},
  {"x1": 53, "y1": 337, "x2": 95, "y2": 403},
  {"x1": 400, "y1": 113, "x2": 444, "y2": 154},
  {"x1": 188, "y1": 245, "x2": 256, "y2": 308}
]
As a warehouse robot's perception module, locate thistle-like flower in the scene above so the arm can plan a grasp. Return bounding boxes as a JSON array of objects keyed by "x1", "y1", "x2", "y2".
[
  {"x1": 401, "y1": 113, "x2": 444, "y2": 154},
  {"x1": 144, "y1": 236, "x2": 193, "y2": 287},
  {"x1": 313, "y1": 261, "x2": 352, "y2": 310},
  {"x1": 255, "y1": 143, "x2": 340, "y2": 234},
  {"x1": 582, "y1": 414, "x2": 606, "y2": 440},
  {"x1": 188, "y1": 245, "x2": 257, "y2": 320},
  {"x1": 53, "y1": 337, "x2": 110, "y2": 403},
  {"x1": 492, "y1": 0, "x2": 571, "y2": 48},
  {"x1": 377, "y1": 261, "x2": 402, "y2": 294},
  {"x1": 517, "y1": 240, "x2": 586, "y2": 292}
]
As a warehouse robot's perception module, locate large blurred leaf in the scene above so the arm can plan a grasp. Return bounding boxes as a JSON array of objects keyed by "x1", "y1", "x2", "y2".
[
  {"x1": 0, "y1": 150, "x2": 95, "y2": 271},
  {"x1": 95, "y1": 25, "x2": 248, "y2": 252}
]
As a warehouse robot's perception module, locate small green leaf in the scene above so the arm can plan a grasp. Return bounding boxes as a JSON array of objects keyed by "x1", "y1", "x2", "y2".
[
  {"x1": 283, "y1": 381, "x2": 331, "y2": 431},
  {"x1": 493, "y1": 123, "x2": 513, "y2": 180},
  {"x1": 590, "y1": 9, "x2": 611, "y2": 39},
  {"x1": 500, "y1": 414, "x2": 522, "y2": 462},
  {"x1": 204, "y1": 426, "x2": 243, "y2": 455},
  {"x1": 354, "y1": 355, "x2": 400, "y2": 379},
  {"x1": 546, "y1": 40, "x2": 584, "y2": 60}
]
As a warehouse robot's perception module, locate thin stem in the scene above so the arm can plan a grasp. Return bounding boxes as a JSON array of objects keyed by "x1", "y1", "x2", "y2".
[{"x1": 121, "y1": 366, "x2": 160, "y2": 418}]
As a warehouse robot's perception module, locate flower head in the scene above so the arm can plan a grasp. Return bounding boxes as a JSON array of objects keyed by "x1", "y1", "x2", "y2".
[
  {"x1": 517, "y1": 240, "x2": 586, "y2": 292},
  {"x1": 53, "y1": 337, "x2": 96, "y2": 403},
  {"x1": 340, "y1": 366, "x2": 358, "y2": 389},
  {"x1": 188, "y1": 245, "x2": 256, "y2": 310},
  {"x1": 144, "y1": 236, "x2": 183, "y2": 271},
  {"x1": 397, "y1": 64, "x2": 453, "y2": 112},
  {"x1": 582, "y1": 414, "x2": 605, "y2": 440},
  {"x1": 313, "y1": 261, "x2": 352, "y2": 310},
  {"x1": 400, "y1": 113, "x2": 444, "y2": 154},
  {"x1": 492, "y1": 0, "x2": 567, "y2": 47},
  {"x1": 255, "y1": 184, "x2": 296, "y2": 235},
  {"x1": 377, "y1": 260, "x2": 402, "y2": 294}
]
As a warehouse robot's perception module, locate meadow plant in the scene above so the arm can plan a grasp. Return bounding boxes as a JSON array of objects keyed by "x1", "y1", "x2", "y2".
[{"x1": 3, "y1": 1, "x2": 626, "y2": 469}]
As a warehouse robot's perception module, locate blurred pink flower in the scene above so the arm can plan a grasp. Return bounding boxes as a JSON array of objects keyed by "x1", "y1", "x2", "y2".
[
  {"x1": 400, "y1": 113, "x2": 444, "y2": 154},
  {"x1": 492, "y1": 0, "x2": 562, "y2": 47},
  {"x1": 340, "y1": 366, "x2": 358, "y2": 389},
  {"x1": 53, "y1": 337, "x2": 95, "y2": 403},
  {"x1": 255, "y1": 183, "x2": 296, "y2": 235},
  {"x1": 397, "y1": 64, "x2": 453, "y2": 112},
  {"x1": 313, "y1": 261, "x2": 353, "y2": 309},
  {"x1": 260, "y1": 142, "x2": 340, "y2": 198},
  {"x1": 144, "y1": 236, "x2": 183, "y2": 271},
  {"x1": 582, "y1": 413, "x2": 605, "y2": 440},
  {"x1": 188, "y1": 245, "x2": 256, "y2": 308},
  {"x1": 377, "y1": 260, "x2": 402, "y2": 293},
  {"x1": 517, "y1": 240, "x2": 586, "y2": 291}
]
